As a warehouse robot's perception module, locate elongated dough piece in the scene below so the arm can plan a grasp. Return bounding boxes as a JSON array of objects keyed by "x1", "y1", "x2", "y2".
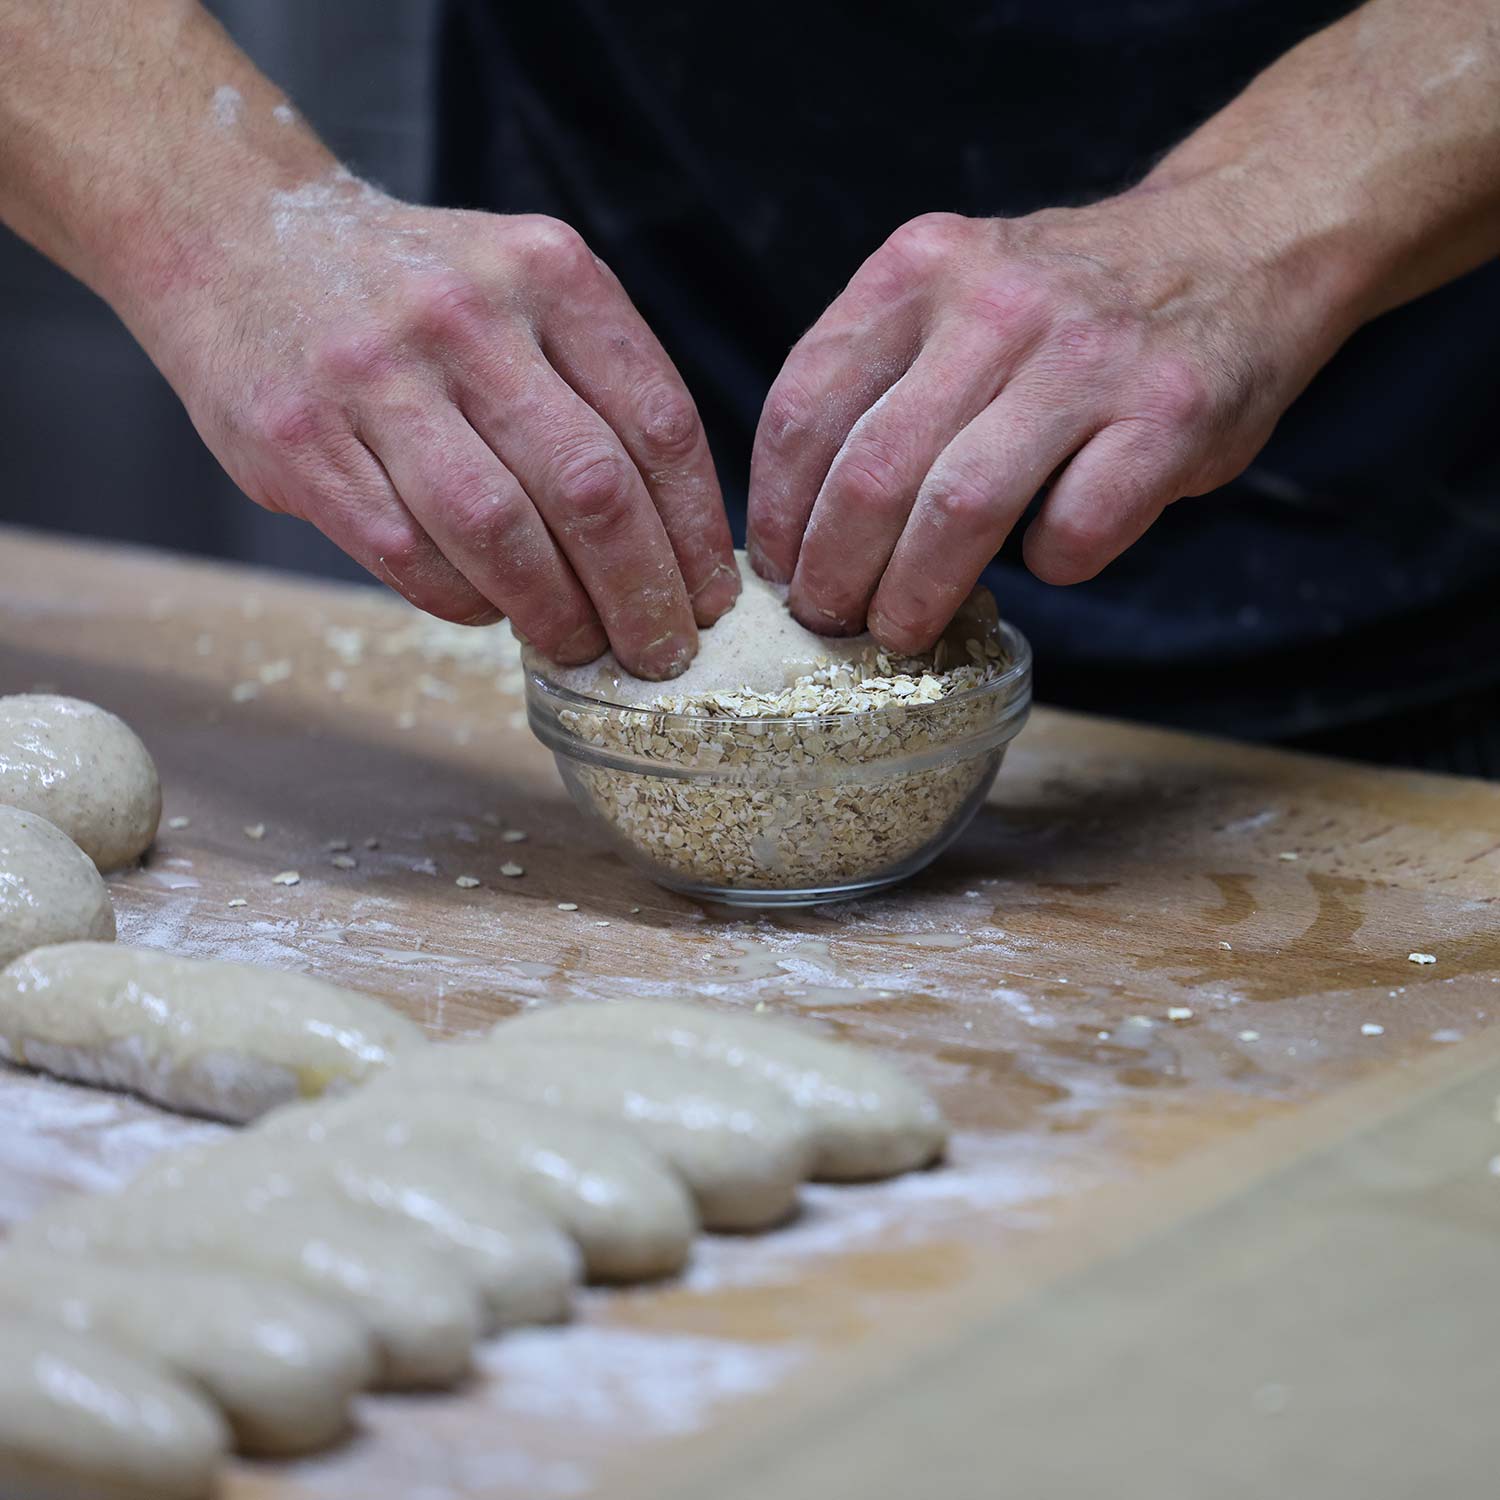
[
  {"x1": 12, "y1": 1189, "x2": 483, "y2": 1388},
  {"x1": 0, "y1": 1315, "x2": 227, "y2": 1500},
  {"x1": 130, "y1": 1134, "x2": 581, "y2": 1328},
  {"x1": 0, "y1": 942, "x2": 424, "y2": 1120},
  {"x1": 0, "y1": 1255, "x2": 375, "y2": 1456},
  {"x1": 376, "y1": 1039, "x2": 814, "y2": 1230},
  {"x1": 496, "y1": 1000, "x2": 949, "y2": 1180},
  {"x1": 0, "y1": 694, "x2": 161, "y2": 871},
  {"x1": 0, "y1": 808, "x2": 114, "y2": 967},
  {"x1": 260, "y1": 1089, "x2": 697, "y2": 1281}
]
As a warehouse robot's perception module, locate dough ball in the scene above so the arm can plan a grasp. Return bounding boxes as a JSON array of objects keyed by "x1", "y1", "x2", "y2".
[
  {"x1": 0, "y1": 805, "x2": 115, "y2": 967},
  {"x1": 0, "y1": 693, "x2": 161, "y2": 870}
]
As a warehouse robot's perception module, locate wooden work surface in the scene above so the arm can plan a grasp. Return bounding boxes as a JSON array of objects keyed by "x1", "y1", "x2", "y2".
[{"x1": 2, "y1": 523, "x2": 1498, "y2": 1498}]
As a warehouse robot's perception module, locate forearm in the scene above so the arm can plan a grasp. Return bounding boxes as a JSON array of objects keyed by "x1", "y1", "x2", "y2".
[
  {"x1": 0, "y1": 0, "x2": 337, "y2": 340},
  {"x1": 1138, "y1": 0, "x2": 1500, "y2": 328}
]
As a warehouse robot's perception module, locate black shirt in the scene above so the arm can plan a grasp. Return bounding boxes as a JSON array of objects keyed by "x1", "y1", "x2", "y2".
[{"x1": 437, "y1": 0, "x2": 1500, "y2": 753}]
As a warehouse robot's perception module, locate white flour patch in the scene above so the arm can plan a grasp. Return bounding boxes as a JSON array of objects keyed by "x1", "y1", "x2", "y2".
[{"x1": 211, "y1": 84, "x2": 242, "y2": 127}]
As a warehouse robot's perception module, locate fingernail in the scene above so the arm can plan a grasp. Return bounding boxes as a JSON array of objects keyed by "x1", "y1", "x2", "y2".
[
  {"x1": 691, "y1": 561, "x2": 741, "y2": 625},
  {"x1": 461, "y1": 606, "x2": 505, "y2": 627},
  {"x1": 634, "y1": 630, "x2": 696, "y2": 681},
  {"x1": 553, "y1": 620, "x2": 609, "y2": 665},
  {"x1": 747, "y1": 540, "x2": 789, "y2": 585}
]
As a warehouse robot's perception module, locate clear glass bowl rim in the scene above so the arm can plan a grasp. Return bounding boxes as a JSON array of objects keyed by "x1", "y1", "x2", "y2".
[{"x1": 524, "y1": 619, "x2": 1033, "y2": 783}]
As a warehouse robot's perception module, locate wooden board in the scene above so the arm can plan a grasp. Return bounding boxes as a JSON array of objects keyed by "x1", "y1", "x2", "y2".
[{"x1": 2, "y1": 523, "x2": 1498, "y2": 1497}]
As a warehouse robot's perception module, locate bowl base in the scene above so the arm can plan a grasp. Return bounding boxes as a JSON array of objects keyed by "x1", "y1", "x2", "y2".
[{"x1": 648, "y1": 870, "x2": 915, "y2": 909}]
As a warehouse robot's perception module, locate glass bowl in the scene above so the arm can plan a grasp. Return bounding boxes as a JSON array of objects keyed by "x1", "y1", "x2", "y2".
[{"x1": 524, "y1": 621, "x2": 1032, "y2": 907}]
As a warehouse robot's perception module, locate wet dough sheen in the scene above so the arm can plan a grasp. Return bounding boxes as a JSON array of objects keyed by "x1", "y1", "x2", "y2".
[
  {"x1": 0, "y1": 942, "x2": 425, "y2": 1120},
  {"x1": 0, "y1": 808, "x2": 114, "y2": 968},
  {"x1": 0, "y1": 694, "x2": 161, "y2": 871}
]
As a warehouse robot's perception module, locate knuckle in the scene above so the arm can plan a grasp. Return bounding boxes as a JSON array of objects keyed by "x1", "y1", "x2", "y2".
[
  {"x1": 310, "y1": 329, "x2": 398, "y2": 388},
  {"x1": 924, "y1": 466, "x2": 994, "y2": 530},
  {"x1": 637, "y1": 387, "x2": 703, "y2": 467},
  {"x1": 832, "y1": 439, "x2": 911, "y2": 518},
  {"x1": 245, "y1": 392, "x2": 336, "y2": 451},
  {"x1": 1143, "y1": 357, "x2": 1214, "y2": 427},
  {"x1": 405, "y1": 273, "x2": 491, "y2": 346},
  {"x1": 967, "y1": 270, "x2": 1053, "y2": 336},
  {"x1": 553, "y1": 444, "x2": 636, "y2": 535},
  {"x1": 884, "y1": 212, "x2": 968, "y2": 265},
  {"x1": 513, "y1": 215, "x2": 596, "y2": 282},
  {"x1": 758, "y1": 375, "x2": 818, "y2": 458}
]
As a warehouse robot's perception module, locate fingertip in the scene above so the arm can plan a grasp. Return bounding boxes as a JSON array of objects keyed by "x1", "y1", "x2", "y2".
[
  {"x1": 690, "y1": 559, "x2": 742, "y2": 627},
  {"x1": 1021, "y1": 518, "x2": 1103, "y2": 586},
  {"x1": 623, "y1": 624, "x2": 699, "y2": 682},
  {"x1": 746, "y1": 536, "x2": 792, "y2": 586},
  {"x1": 866, "y1": 606, "x2": 937, "y2": 656},
  {"x1": 546, "y1": 618, "x2": 612, "y2": 666}
]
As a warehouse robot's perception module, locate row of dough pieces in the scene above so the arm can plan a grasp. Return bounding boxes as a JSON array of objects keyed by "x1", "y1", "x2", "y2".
[
  {"x1": 0, "y1": 942, "x2": 948, "y2": 1500},
  {"x1": 0, "y1": 692, "x2": 162, "y2": 966}
]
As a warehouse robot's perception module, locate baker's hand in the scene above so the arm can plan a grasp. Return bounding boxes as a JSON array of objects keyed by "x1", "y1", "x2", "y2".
[
  {"x1": 746, "y1": 189, "x2": 1353, "y2": 650},
  {"x1": 149, "y1": 179, "x2": 737, "y2": 677}
]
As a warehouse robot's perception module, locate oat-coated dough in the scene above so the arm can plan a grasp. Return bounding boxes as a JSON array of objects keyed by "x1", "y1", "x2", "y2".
[
  {"x1": 0, "y1": 1315, "x2": 228, "y2": 1500},
  {"x1": 380, "y1": 1036, "x2": 816, "y2": 1229},
  {"x1": 0, "y1": 695, "x2": 161, "y2": 871},
  {"x1": 0, "y1": 808, "x2": 114, "y2": 968},
  {"x1": 0, "y1": 942, "x2": 425, "y2": 1120},
  {"x1": 0, "y1": 1255, "x2": 375, "y2": 1456},
  {"x1": 260, "y1": 1088, "x2": 698, "y2": 1281},
  {"x1": 499, "y1": 999, "x2": 949, "y2": 1180}
]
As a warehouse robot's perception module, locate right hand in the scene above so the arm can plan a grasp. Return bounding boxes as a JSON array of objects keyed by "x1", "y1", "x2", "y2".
[{"x1": 142, "y1": 177, "x2": 737, "y2": 677}]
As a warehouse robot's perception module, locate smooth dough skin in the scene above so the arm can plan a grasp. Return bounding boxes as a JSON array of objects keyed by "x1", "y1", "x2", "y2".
[
  {"x1": 130, "y1": 1134, "x2": 583, "y2": 1330},
  {"x1": 12, "y1": 1188, "x2": 484, "y2": 1389},
  {"x1": 0, "y1": 1255, "x2": 377, "y2": 1456},
  {"x1": 0, "y1": 1315, "x2": 228, "y2": 1500},
  {"x1": 0, "y1": 807, "x2": 115, "y2": 967},
  {"x1": 0, "y1": 942, "x2": 425, "y2": 1120},
  {"x1": 498, "y1": 999, "x2": 949, "y2": 1181},
  {"x1": 379, "y1": 1038, "x2": 816, "y2": 1230},
  {"x1": 261, "y1": 1089, "x2": 698, "y2": 1281},
  {"x1": 0, "y1": 694, "x2": 161, "y2": 871}
]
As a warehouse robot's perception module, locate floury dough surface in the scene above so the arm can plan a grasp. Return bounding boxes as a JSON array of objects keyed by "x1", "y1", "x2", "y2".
[
  {"x1": 540, "y1": 552, "x2": 889, "y2": 707},
  {"x1": 0, "y1": 807, "x2": 115, "y2": 967},
  {"x1": 0, "y1": 942, "x2": 424, "y2": 1121},
  {"x1": 0, "y1": 694, "x2": 162, "y2": 871}
]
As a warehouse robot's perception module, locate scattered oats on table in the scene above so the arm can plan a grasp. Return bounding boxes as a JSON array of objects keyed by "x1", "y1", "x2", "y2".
[{"x1": 271, "y1": 870, "x2": 300, "y2": 886}]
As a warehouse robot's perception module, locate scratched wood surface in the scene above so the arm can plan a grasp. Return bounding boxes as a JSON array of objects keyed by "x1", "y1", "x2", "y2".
[{"x1": 1, "y1": 524, "x2": 1497, "y2": 1499}]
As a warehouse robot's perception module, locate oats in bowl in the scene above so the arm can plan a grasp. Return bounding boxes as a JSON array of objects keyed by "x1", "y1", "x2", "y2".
[{"x1": 526, "y1": 559, "x2": 1031, "y2": 905}]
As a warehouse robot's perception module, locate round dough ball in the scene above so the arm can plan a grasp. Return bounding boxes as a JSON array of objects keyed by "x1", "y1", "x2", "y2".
[
  {"x1": 0, "y1": 694, "x2": 161, "y2": 870},
  {"x1": 0, "y1": 806, "x2": 115, "y2": 967}
]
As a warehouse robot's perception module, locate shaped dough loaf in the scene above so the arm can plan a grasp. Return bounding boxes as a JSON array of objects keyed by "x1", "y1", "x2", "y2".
[
  {"x1": 376, "y1": 1038, "x2": 815, "y2": 1230},
  {"x1": 0, "y1": 1315, "x2": 227, "y2": 1500},
  {"x1": 0, "y1": 1255, "x2": 375, "y2": 1455},
  {"x1": 12, "y1": 1188, "x2": 483, "y2": 1388},
  {"x1": 496, "y1": 999, "x2": 949, "y2": 1180},
  {"x1": 0, "y1": 694, "x2": 161, "y2": 871},
  {"x1": 0, "y1": 942, "x2": 424, "y2": 1120},
  {"x1": 129, "y1": 1134, "x2": 581, "y2": 1328},
  {"x1": 0, "y1": 807, "x2": 114, "y2": 968},
  {"x1": 260, "y1": 1089, "x2": 697, "y2": 1281}
]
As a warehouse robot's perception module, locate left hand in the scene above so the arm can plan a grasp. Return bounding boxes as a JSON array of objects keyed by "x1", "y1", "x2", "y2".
[{"x1": 746, "y1": 188, "x2": 1356, "y2": 651}]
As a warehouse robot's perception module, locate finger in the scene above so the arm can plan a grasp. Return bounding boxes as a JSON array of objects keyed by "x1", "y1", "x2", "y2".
[
  {"x1": 787, "y1": 325, "x2": 1024, "y2": 635},
  {"x1": 538, "y1": 262, "x2": 739, "y2": 626},
  {"x1": 363, "y1": 398, "x2": 608, "y2": 664},
  {"x1": 868, "y1": 385, "x2": 1101, "y2": 653},
  {"x1": 253, "y1": 402, "x2": 495, "y2": 625},
  {"x1": 745, "y1": 273, "x2": 927, "y2": 585},
  {"x1": 459, "y1": 352, "x2": 701, "y2": 681},
  {"x1": 1022, "y1": 419, "x2": 1182, "y2": 585}
]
